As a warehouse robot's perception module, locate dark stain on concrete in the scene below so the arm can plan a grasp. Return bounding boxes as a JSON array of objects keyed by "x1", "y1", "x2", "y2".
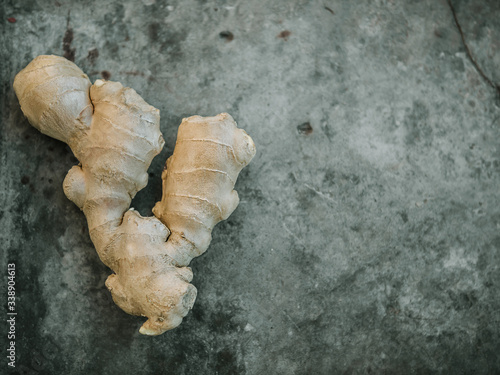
[
  {"x1": 101, "y1": 70, "x2": 111, "y2": 80},
  {"x1": 63, "y1": 12, "x2": 76, "y2": 62},
  {"x1": 42, "y1": 187, "x2": 55, "y2": 200},
  {"x1": 210, "y1": 308, "x2": 240, "y2": 334},
  {"x1": 87, "y1": 48, "x2": 99, "y2": 65},
  {"x1": 215, "y1": 348, "x2": 240, "y2": 374},
  {"x1": 159, "y1": 29, "x2": 188, "y2": 60}
]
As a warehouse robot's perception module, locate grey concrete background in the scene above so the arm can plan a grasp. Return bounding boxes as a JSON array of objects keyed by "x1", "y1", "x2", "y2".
[{"x1": 1, "y1": 0, "x2": 499, "y2": 374}]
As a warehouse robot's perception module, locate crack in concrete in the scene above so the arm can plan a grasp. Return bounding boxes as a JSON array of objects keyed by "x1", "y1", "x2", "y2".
[
  {"x1": 304, "y1": 183, "x2": 337, "y2": 204},
  {"x1": 446, "y1": 0, "x2": 500, "y2": 98}
]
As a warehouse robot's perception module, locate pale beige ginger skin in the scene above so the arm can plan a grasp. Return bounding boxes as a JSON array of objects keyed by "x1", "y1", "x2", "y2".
[{"x1": 13, "y1": 55, "x2": 256, "y2": 335}]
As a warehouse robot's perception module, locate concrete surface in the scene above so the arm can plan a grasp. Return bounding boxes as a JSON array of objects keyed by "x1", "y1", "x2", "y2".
[{"x1": 1, "y1": 0, "x2": 500, "y2": 374}]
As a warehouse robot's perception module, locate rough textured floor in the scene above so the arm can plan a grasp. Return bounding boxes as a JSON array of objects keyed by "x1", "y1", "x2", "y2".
[{"x1": 1, "y1": 0, "x2": 500, "y2": 374}]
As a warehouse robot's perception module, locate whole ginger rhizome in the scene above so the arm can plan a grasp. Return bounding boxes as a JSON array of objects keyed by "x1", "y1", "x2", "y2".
[{"x1": 14, "y1": 55, "x2": 256, "y2": 335}]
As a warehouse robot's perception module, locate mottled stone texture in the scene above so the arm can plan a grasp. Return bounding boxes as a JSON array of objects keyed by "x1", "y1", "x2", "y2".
[{"x1": 1, "y1": 0, "x2": 499, "y2": 374}]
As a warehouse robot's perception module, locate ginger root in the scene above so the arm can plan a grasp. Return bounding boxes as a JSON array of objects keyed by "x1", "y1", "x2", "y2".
[{"x1": 14, "y1": 55, "x2": 256, "y2": 335}]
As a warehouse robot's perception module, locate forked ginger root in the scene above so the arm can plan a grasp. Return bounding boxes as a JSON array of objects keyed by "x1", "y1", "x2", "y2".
[{"x1": 14, "y1": 55, "x2": 256, "y2": 335}]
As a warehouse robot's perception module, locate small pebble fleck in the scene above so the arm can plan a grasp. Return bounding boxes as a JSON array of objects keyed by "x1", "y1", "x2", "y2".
[
  {"x1": 219, "y1": 31, "x2": 234, "y2": 42},
  {"x1": 21, "y1": 176, "x2": 30, "y2": 185},
  {"x1": 297, "y1": 122, "x2": 313, "y2": 135},
  {"x1": 277, "y1": 30, "x2": 291, "y2": 41}
]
